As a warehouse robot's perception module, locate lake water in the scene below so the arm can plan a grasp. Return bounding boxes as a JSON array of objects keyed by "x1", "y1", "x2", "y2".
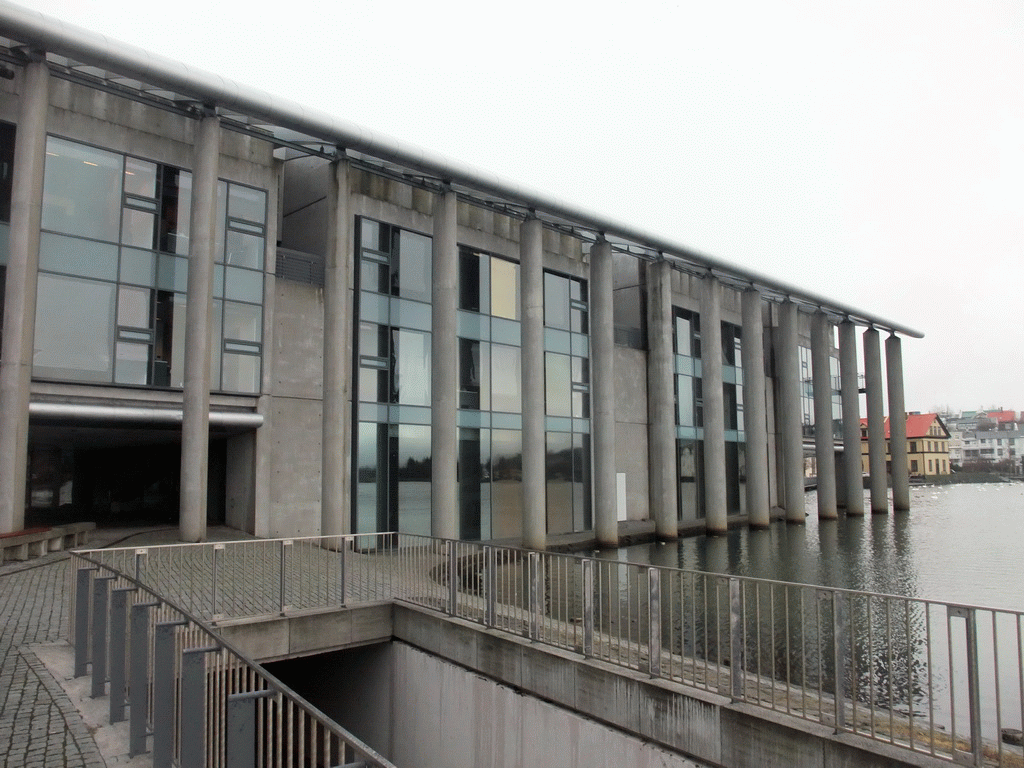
[{"x1": 611, "y1": 482, "x2": 1024, "y2": 612}]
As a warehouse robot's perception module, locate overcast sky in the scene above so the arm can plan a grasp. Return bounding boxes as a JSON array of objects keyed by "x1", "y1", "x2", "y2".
[{"x1": 22, "y1": 0, "x2": 1024, "y2": 414}]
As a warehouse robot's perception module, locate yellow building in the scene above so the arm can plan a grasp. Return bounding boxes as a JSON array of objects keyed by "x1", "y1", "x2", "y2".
[{"x1": 861, "y1": 413, "x2": 951, "y2": 479}]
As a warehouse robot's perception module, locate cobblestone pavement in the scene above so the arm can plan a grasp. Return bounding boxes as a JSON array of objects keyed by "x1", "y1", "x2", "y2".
[
  {"x1": 0, "y1": 526, "x2": 256, "y2": 768},
  {"x1": 0, "y1": 555, "x2": 106, "y2": 768}
]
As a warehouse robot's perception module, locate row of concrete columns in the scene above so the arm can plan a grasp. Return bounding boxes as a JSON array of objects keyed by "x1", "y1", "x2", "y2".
[{"x1": 0, "y1": 59, "x2": 911, "y2": 542}]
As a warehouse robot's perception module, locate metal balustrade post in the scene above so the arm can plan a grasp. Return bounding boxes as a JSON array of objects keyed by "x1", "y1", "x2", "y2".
[
  {"x1": 134, "y1": 548, "x2": 147, "y2": 581},
  {"x1": 227, "y1": 690, "x2": 276, "y2": 768},
  {"x1": 153, "y1": 620, "x2": 187, "y2": 768},
  {"x1": 949, "y1": 605, "x2": 983, "y2": 766},
  {"x1": 446, "y1": 540, "x2": 457, "y2": 616},
  {"x1": 729, "y1": 577, "x2": 744, "y2": 700},
  {"x1": 74, "y1": 566, "x2": 96, "y2": 677},
  {"x1": 529, "y1": 552, "x2": 541, "y2": 641},
  {"x1": 109, "y1": 587, "x2": 136, "y2": 723},
  {"x1": 484, "y1": 546, "x2": 496, "y2": 627},
  {"x1": 582, "y1": 559, "x2": 594, "y2": 657},
  {"x1": 832, "y1": 591, "x2": 849, "y2": 730},
  {"x1": 91, "y1": 575, "x2": 116, "y2": 698},
  {"x1": 181, "y1": 646, "x2": 220, "y2": 768},
  {"x1": 648, "y1": 568, "x2": 662, "y2": 677},
  {"x1": 339, "y1": 536, "x2": 351, "y2": 607},
  {"x1": 129, "y1": 601, "x2": 159, "y2": 757},
  {"x1": 280, "y1": 539, "x2": 292, "y2": 613},
  {"x1": 212, "y1": 543, "x2": 224, "y2": 617}
]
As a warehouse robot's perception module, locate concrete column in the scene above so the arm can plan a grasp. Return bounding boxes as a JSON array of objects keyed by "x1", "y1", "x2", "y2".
[
  {"x1": 322, "y1": 158, "x2": 353, "y2": 536},
  {"x1": 699, "y1": 275, "x2": 727, "y2": 534},
  {"x1": 778, "y1": 301, "x2": 805, "y2": 523},
  {"x1": 863, "y1": 328, "x2": 888, "y2": 512},
  {"x1": 430, "y1": 189, "x2": 458, "y2": 539},
  {"x1": 839, "y1": 321, "x2": 864, "y2": 515},
  {"x1": 886, "y1": 334, "x2": 910, "y2": 511},
  {"x1": 520, "y1": 217, "x2": 546, "y2": 550},
  {"x1": 0, "y1": 59, "x2": 48, "y2": 535},
  {"x1": 811, "y1": 312, "x2": 837, "y2": 519},
  {"x1": 741, "y1": 289, "x2": 770, "y2": 528},
  {"x1": 590, "y1": 240, "x2": 618, "y2": 548},
  {"x1": 646, "y1": 259, "x2": 677, "y2": 540},
  {"x1": 180, "y1": 113, "x2": 221, "y2": 543}
]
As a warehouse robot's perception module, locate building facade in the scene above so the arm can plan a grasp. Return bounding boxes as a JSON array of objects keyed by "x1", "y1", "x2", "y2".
[
  {"x1": 859, "y1": 413, "x2": 951, "y2": 479},
  {"x1": 0, "y1": 4, "x2": 922, "y2": 546}
]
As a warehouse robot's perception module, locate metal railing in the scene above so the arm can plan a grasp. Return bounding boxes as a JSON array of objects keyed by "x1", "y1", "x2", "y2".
[
  {"x1": 68, "y1": 547, "x2": 396, "y2": 768},
  {"x1": 75, "y1": 533, "x2": 1024, "y2": 767}
]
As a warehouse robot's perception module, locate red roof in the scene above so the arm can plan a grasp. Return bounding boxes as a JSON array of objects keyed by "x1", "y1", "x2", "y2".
[
  {"x1": 859, "y1": 413, "x2": 944, "y2": 439},
  {"x1": 985, "y1": 410, "x2": 1017, "y2": 423}
]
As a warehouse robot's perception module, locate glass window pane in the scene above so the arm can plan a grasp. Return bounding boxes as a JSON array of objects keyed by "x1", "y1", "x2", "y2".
[
  {"x1": 678, "y1": 439, "x2": 704, "y2": 520},
  {"x1": 491, "y1": 344, "x2": 521, "y2": 413},
  {"x1": 228, "y1": 184, "x2": 267, "y2": 224},
  {"x1": 221, "y1": 352, "x2": 260, "y2": 393},
  {"x1": 490, "y1": 257, "x2": 519, "y2": 320},
  {"x1": 210, "y1": 299, "x2": 222, "y2": 390},
  {"x1": 459, "y1": 248, "x2": 482, "y2": 312},
  {"x1": 215, "y1": 181, "x2": 227, "y2": 263},
  {"x1": 393, "y1": 328, "x2": 431, "y2": 406},
  {"x1": 42, "y1": 137, "x2": 123, "y2": 242},
  {"x1": 397, "y1": 230, "x2": 431, "y2": 303},
  {"x1": 573, "y1": 432, "x2": 592, "y2": 531},
  {"x1": 38, "y1": 232, "x2": 118, "y2": 281},
  {"x1": 490, "y1": 429, "x2": 522, "y2": 539},
  {"x1": 361, "y1": 219, "x2": 384, "y2": 252},
  {"x1": 157, "y1": 254, "x2": 189, "y2": 293},
  {"x1": 544, "y1": 272, "x2": 570, "y2": 330},
  {"x1": 677, "y1": 375, "x2": 694, "y2": 426},
  {"x1": 396, "y1": 424, "x2": 431, "y2": 535},
  {"x1": 360, "y1": 259, "x2": 389, "y2": 295},
  {"x1": 546, "y1": 432, "x2": 574, "y2": 535},
  {"x1": 123, "y1": 157, "x2": 156, "y2": 197},
  {"x1": 159, "y1": 168, "x2": 191, "y2": 255},
  {"x1": 118, "y1": 286, "x2": 151, "y2": 328},
  {"x1": 114, "y1": 341, "x2": 150, "y2": 385},
  {"x1": 153, "y1": 290, "x2": 184, "y2": 387},
  {"x1": 223, "y1": 301, "x2": 261, "y2": 343},
  {"x1": 459, "y1": 338, "x2": 489, "y2": 411},
  {"x1": 120, "y1": 247, "x2": 156, "y2": 286},
  {"x1": 225, "y1": 230, "x2": 263, "y2": 269},
  {"x1": 545, "y1": 353, "x2": 571, "y2": 417},
  {"x1": 459, "y1": 428, "x2": 489, "y2": 540},
  {"x1": 356, "y1": 422, "x2": 383, "y2": 534},
  {"x1": 34, "y1": 274, "x2": 115, "y2": 382},
  {"x1": 225, "y1": 266, "x2": 263, "y2": 303}
]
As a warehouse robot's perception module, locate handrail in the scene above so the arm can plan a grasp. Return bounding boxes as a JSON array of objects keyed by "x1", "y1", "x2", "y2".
[
  {"x1": 77, "y1": 532, "x2": 1024, "y2": 767},
  {"x1": 68, "y1": 547, "x2": 397, "y2": 768}
]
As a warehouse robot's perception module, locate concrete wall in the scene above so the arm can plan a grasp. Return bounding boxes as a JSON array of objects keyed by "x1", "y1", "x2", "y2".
[{"x1": 615, "y1": 346, "x2": 650, "y2": 521}]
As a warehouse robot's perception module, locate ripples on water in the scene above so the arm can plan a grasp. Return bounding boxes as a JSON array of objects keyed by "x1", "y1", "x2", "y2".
[{"x1": 615, "y1": 482, "x2": 1024, "y2": 611}]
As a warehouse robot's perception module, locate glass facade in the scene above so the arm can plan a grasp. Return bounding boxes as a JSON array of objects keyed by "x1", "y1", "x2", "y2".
[
  {"x1": 454, "y1": 248, "x2": 524, "y2": 540},
  {"x1": 543, "y1": 271, "x2": 591, "y2": 534},
  {"x1": 673, "y1": 309, "x2": 745, "y2": 520},
  {"x1": 33, "y1": 136, "x2": 266, "y2": 392},
  {"x1": 354, "y1": 218, "x2": 434, "y2": 535}
]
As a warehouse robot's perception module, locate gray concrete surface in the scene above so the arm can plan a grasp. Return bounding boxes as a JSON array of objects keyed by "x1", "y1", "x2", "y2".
[{"x1": 0, "y1": 525, "x2": 253, "y2": 768}]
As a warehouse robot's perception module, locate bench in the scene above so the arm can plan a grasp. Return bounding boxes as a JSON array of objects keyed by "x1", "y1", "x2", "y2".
[{"x1": 1, "y1": 522, "x2": 96, "y2": 562}]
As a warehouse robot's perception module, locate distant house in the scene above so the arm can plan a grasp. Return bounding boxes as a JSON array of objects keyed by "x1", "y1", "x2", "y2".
[{"x1": 860, "y1": 413, "x2": 951, "y2": 478}]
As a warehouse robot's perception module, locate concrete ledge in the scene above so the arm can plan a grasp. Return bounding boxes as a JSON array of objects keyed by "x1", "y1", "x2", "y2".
[
  {"x1": 1, "y1": 522, "x2": 95, "y2": 562},
  {"x1": 213, "y1": 602, "x2": 393, "y2": 663},
  {"x1": 391, "y1": 603, "x2": 956, "y2": 768}
]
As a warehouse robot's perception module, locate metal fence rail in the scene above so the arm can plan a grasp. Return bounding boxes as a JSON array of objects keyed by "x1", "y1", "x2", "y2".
[
  {"x1": 68, "y1": 549, "x2": 397, "y2": 768},
  {"x1": 75, "y1": 533, "x2": 1024, "y2": 767}
]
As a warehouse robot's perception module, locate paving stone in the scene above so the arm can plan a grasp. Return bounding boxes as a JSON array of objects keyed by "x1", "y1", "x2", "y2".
[{"x1": 0, "y1": 557, "x2": 105, "y2": 768}]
